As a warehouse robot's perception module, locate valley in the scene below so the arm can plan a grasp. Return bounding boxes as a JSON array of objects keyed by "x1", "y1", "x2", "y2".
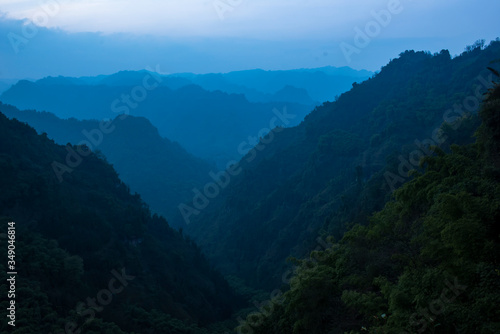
[{"x1": 0, "y1": 6, "x2": 499, "y2": 331}]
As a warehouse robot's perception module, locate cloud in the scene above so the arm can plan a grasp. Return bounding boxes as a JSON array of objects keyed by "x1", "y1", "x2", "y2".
[
  {"x1": 0, "y1": 0, "x2": 498, "y2": 79},
  {"x1": 0, "y1": 0, "x2": 498, "y2": 42},
  {"x1": 1, "y1": 0, "x2": 206, "y2": 34},
  {"x1": 0, "y1": 0, "x2": 427, "y2": 38}
]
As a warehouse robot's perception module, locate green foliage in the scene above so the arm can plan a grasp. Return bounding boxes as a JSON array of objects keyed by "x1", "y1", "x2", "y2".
[
  {"x1": 0, "y1": 113, "x2": 241, "y2": 333},
  {"x1": 239, "y1": 68, "x2": 500, "y2": 333},
  {"x1": 188, "y1": 40, "x2": 500, "y2": 293},
  {"x1": 317, "y1": 130, "x2": 364, "y2": 156}
]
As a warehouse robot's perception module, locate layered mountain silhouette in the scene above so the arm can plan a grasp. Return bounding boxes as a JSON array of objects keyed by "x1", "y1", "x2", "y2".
[
  {"x1": 0, "y1": 67, "x2": 371, "y2": 167},
  {"x1": 1, "y1": 40, "x2": 499, "y2": 334},
  {"x1": 0, "y1": 103, "x2": 212, "y2": 228}
]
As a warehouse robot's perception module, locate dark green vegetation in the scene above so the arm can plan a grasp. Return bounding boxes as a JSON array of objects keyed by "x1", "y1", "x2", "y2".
[
  {"x1": 0, "y1": 104, "x2": 211, "y2": 228},
  {"x1": 238, "y1": 66, "x2": 500, "y2": 334},
  {"x1": 0, "y1": 112, "x2": 243, "y2": 333},
  {"x1": 186, "y1": 41, "x2": 500, "y2": 294}
]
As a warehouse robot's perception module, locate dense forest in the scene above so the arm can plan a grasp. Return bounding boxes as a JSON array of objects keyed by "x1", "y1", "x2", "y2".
[
  {"x1": 186, "y1": 41, "x2": 500, "y2": 292},
  {"x1": 0, "y1": 40, "x2": 499, "y2": 333},
  {"x1": 237, "y1": 65, "x2": 500, "y2": 334},
  {"x1": 0, "y1": 112, "x2": 243, "y2": 333}
]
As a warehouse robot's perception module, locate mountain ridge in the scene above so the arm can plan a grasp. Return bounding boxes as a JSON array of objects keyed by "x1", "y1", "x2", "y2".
[
  {"x1": 0, "y1": 103, "x2": 213, "y2": 228},
  {"x1": 185, "y1": 42, "x2": 500, "y2": 290},
  {"x1": 0, "y1": 110, "x2": 242, "y2": 333}
]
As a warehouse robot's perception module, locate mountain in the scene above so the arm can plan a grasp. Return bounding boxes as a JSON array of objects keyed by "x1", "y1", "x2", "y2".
[
  {"x1": 171, "y1": 67, "x2": 372, "y2": 104},
  {"x1": 213, "y1": 66, "x2": 373, "y2": 102},
  {"x1": 0, "y1": 77, "x2": 313, "y2": 168},
  {"x1": 86, "y1": 70, "x2": 192, "y2": 90},
  {"x1": 0, "y1": 111, "x2": 243, "y2": 333},
  {"x1": 271, "y1": 85, "x2": 315, "y2": 105},
  {"x1": 0, "y1": 79, "x2": 18, "y2": 94},
  {"x1": 0, "y1": 103, "x2": 212, "y2": 228},
  {"x1": 2, "y1": 39, "x2": 498, "y2": 333},
  {"x1": 22, "y1": 65, "x2": 372, "y2": 104},
  {"x1": 184, "y1": 41, "x2": 500, "y2": 290},
  {"x1": 239, "y1": 69, "x2": 500, "y2": 334}
]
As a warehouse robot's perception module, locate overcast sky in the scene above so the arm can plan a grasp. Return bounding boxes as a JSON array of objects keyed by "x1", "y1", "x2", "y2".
[{"x1": 0, "y1": 0, "x2": 499, "y2": 79}]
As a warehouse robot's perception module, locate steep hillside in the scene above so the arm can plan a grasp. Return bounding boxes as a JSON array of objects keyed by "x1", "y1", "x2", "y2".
[
  {"x1": 185, "y1": 41, "x2": 500, "y2": 290},
  {"x1": 239, "y1": 69, "x2": 500, "y2": 334},
  {"x1": 0, "y1": 112, "x2": 242, "y2": 333},
  {"x1": 0, "y1": 103, "x2": 212, "y2": 228}
]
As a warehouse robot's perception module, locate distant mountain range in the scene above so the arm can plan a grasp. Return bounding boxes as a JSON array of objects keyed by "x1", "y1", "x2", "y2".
[
  {"x1": 0, "y1": 67, "x2": 371, "y2": 166},
  {"x1": 171, "y1": 66, "x2": 373, "y2": 103},
  {"x1": 0, "y1": 79, "x2": 18, "y2": 94}
]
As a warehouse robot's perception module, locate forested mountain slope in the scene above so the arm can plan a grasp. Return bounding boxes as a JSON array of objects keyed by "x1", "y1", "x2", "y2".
[
  {"x1": 186, "y1": 41, "x2": 500, "y2": 290},
  {"x1": 239, "y1": 66, "x2": 500, "y2": 334},
  {"x1": 0, "y1": 112, "x2": 242, "y2": 333},
  {"x1": 0, "y1": 103, "x2": 212, "y2": 227}
]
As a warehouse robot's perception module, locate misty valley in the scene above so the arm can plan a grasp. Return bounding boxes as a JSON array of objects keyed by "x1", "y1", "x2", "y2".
[{"x1": 0, "y1": 5, "x2": 499, "y2": 333}]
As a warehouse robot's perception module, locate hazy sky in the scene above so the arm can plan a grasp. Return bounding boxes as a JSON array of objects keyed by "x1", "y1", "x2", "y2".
[{"x1": 0, "y1": 0, "x2": 499, "y2": 79}]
